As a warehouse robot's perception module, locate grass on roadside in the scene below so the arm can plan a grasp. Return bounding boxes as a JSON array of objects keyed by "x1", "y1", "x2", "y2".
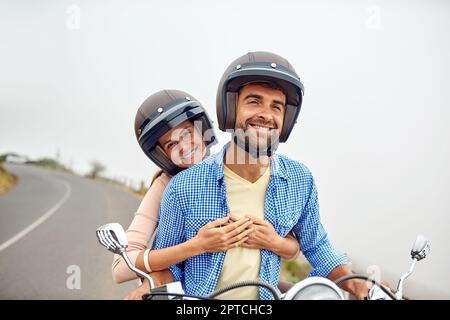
[
  {"x1": 0, "y1": 164, "x2": 18, "y2": 194},
  {"x1": 280, "y1": 253, "x2": 313, "y2": 284}
]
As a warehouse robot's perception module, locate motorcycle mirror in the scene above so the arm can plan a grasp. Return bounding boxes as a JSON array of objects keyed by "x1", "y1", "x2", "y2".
[
  {"x1": 96, "y1": 222, "x2": 157, "y2": 289},
  {"x1": 411, "y1": 234, "x2": 430, "y2": 261},
  {"x1": 96, "y1": 223, "x2": 128, "y2": 254}
]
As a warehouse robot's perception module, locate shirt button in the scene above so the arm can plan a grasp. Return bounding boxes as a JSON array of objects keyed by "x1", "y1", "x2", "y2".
[{"x1": 289, "y1": 219, "x2": 293, "y2": 224}]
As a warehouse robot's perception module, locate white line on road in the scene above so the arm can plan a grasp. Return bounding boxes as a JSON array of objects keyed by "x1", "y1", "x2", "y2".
[{"x1": 0, "y1": 179, "x2": 72, "y2": 252}]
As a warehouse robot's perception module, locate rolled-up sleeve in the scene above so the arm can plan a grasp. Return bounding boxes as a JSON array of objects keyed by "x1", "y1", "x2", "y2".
[
  {"x1": 292, "y1": 176, "x2": 348, "y2": 277},
  {"x1": 151, "y1": 180, "x2": 186, "y2": 282}
]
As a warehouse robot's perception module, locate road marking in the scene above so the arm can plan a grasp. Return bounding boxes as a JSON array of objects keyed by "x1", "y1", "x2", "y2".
[{"x1": 0, "y1": 179, "x2": 72, "y2": 252}]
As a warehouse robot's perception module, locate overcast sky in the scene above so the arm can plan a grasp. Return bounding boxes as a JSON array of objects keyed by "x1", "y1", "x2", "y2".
[{"x1": 1, "y1": 0, "x2": 449, "y2": 297}]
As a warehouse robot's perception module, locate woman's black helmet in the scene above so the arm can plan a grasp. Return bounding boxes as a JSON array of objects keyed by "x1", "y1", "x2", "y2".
[{"x1": 135, "y1": 89, "x2": 217, "y2": 176}]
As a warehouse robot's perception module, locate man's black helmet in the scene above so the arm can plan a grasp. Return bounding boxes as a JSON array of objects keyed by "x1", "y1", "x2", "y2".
[{"x1": 216, "y1": 51, "x2": 304, "y2": 143}]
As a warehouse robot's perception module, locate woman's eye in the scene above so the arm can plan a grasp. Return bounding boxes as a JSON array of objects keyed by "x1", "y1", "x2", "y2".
[
  {"x1": 167, "y1": 141, "x2": 177, "y2": 149},
  {"x1": 181, "y1": 129, "x2": 191, "y2": 137}
]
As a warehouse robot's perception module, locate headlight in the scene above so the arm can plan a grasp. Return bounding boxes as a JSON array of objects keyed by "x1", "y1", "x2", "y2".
[{"x1": 283, "y1": 277, "x2": 345, "y2": 300}]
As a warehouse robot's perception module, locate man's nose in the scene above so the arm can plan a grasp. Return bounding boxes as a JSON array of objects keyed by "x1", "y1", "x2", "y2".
[{"x1": 254, "y1": 103, "x2": 275, "y2": 122}]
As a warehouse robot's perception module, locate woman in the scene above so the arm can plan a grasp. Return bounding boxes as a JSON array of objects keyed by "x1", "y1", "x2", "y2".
[{"x1": 112, "y1": 89, "x2": 300, "y2": 299}]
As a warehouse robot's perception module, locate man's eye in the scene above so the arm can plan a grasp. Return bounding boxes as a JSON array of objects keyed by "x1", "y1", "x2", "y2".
[
  {"x1": 247, "y1": 99, "x2": 258, "y2": 104},
  {"x1": 273, "y1": 105, "x2": 282, "y2": 111}
]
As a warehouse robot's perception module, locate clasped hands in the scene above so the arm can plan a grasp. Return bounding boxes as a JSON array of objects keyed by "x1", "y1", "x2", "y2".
[{"x1": 193, "y1": 214, "x2": 282, "y2": 253}]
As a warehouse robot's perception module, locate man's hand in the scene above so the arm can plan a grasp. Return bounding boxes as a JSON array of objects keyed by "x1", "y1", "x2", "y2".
[
  {"x1": 123, "y1": 269, "x2": 175, "y2": 300},
  {"x1": 327, "y1": 265, "x2": 368, "y2": 300},
  {"x1": 350, "y1": 279, "x2": 371, "y2": 300},
  {"x1": 233, "y1": 215, "x2": 282, "y2": 252},
  {"x1": 351, "y1": 279, "x2": 394, "y2": 300},
  {"x1": 193, "y1": 215, "x2": 254, "y2": 253},
  {"x1": 327, "y1": 264, "x2": 393, "y2": 300},
  {"x1": 123, "y1": 279, "x2": 150, "y2": 300}
]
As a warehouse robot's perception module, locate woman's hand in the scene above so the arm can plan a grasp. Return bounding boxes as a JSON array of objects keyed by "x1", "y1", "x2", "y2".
[
  {"x1": 193, "y1": 215, "x2": 254, "y2": 253},
  {"x1": 231, "y1": 215, "x2": 300, "y2": 259},
  {"x1": 235, "y1": 215, "x2": 283, "y2": 252}
]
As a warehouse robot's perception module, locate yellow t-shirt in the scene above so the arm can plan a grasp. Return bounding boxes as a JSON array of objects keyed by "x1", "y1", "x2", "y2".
[{"x1": 215, "y1": 164, "x2": 271, "y2": 300}]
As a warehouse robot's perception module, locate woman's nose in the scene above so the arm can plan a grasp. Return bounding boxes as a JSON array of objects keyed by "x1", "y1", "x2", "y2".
[{"x1": 178, "y1": 138, "x2": 192, "y2": 154}]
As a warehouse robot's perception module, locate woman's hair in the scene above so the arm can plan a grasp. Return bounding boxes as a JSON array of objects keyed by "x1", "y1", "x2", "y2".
[{"x1": 150, "y1": 169, "x2": 164, "y2": 187}]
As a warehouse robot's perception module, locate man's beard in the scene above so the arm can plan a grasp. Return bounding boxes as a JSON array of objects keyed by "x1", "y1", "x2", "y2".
[{"x1": 233, "y1": 119, "x2": 280, "y2": 158}]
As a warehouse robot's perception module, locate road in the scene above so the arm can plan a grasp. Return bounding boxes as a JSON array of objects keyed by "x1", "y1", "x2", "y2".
[{"x1": 0, "y1": 164, "x2": 140, "y2": 299}]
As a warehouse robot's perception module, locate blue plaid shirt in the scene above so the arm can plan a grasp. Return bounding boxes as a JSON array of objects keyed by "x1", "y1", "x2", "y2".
[{"x1": 152, "y1": 143, "x2": 348, "y2": 300}]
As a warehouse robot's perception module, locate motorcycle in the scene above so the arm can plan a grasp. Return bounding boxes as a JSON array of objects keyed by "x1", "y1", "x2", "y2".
[{"x1": 96, "y1": 223, "x2": 430, "y2": 300}]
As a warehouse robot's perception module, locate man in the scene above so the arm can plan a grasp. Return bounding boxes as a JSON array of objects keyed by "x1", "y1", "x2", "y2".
[{"x1": 151, "y1": 51, "x2": 369, "y2": 299}]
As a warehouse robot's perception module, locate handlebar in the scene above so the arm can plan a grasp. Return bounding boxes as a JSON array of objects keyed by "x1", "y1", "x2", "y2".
[{"x1": 141, "y1": 274, "x2": 398, "y2": 300}]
